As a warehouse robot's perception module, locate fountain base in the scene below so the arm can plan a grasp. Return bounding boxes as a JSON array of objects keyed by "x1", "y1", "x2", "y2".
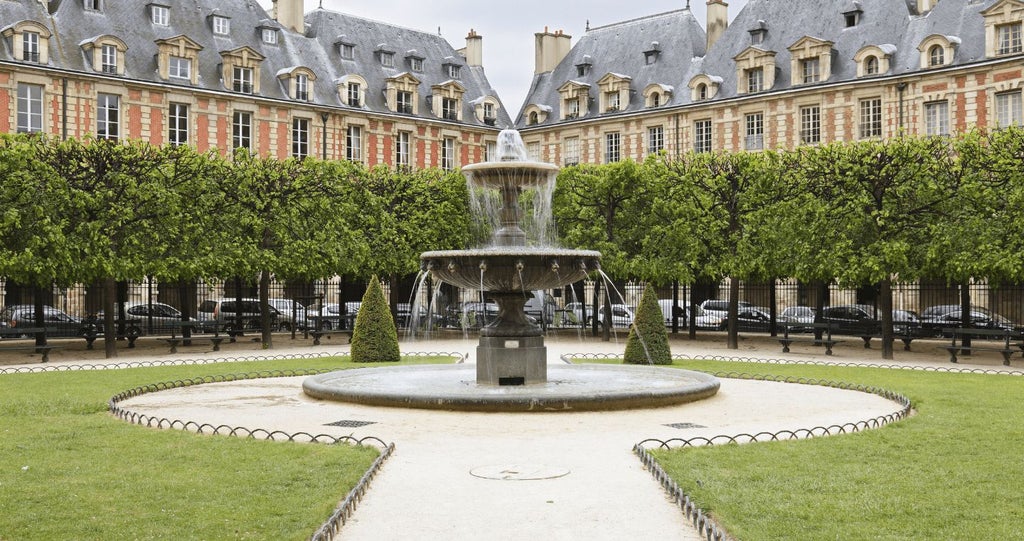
[{"x1": 477, "y1": 335, "x2": 546, "y2": 385}]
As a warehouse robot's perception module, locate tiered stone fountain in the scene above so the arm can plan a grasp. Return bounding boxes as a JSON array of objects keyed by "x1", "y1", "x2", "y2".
[{"x1": 303, "y1": 130, "x2": 719, "y2": 411}]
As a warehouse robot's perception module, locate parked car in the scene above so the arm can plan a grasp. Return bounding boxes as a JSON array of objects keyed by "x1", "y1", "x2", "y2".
[
  {"x1": 306, "y1": 302, "x2": 360, "y2": 330},
  {"x1": 0, "y1": 304, "x2": 85, "y2": 338},
  {"x1": 453, "y1": 301, "x2": 501, "y2": 328},
  {"x1": 699, "y1": 299, "x2": 755, "y2": 320},
  {"x1": 657, "y1": 300, "x2": 720, "y2": 329},
  {"x1": 267, "y1": 298, "x2": 308, "y2": 331},
  {"x1": 397, "y1": 302, "x2": 444, "y2": 329},
  {"x1": 718, "y1": 306, "x2": 777, "y2": 333},
  {"x1": 524, "y1": 291, "x2": 557, "y2": 325},
  {"x1": 820, "y1": 304, "x2": 882, "y2": 335},
  {"x1": 780, "y1": 306, "x2": 816, "y2": 332},
  {"x1": 919, "y1": 306, "x2": 1019, "y2": 336},
  {"x1": 196, "y1": 298, "x2": 282, "y2": 332},
  {"x1": 106, "y1": 301, "x2": 210, "y2": 335}
]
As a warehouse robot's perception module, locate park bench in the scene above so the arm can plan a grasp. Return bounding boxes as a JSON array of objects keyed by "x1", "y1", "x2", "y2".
[
  {"x1": 81, "y1": 318, "x2": 142, "y2": 350},
  {"x1": 843, "y1": 321, "x2": 917, "y2": 352},
  {"x1": 778, "y1": 322, "x2": 840, "y2": 355},
  {"x1": 161, "y1": 321, "x2": 225, "y2": 354},
  {"x1": 0, "y1": 327, "x2": 63, "y2": 362},
  {"x1": 309, "y1": 328, "x2": 352, "y2": 346},
  {"x1": 939, "y1": 327, "x2": 1022, "y2": 365}
]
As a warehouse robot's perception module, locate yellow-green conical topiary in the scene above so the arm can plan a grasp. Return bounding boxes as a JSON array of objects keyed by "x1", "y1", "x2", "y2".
[
  {"x1": 623, "y1": 283, "x2": 672, "y2": 364},
  {"x1": 350, "y1": 275, "x2": 401, "y2": 363}
]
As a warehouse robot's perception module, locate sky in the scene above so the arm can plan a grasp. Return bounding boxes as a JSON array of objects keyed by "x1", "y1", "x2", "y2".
[{"x1": 262, "y1": 0, "x2": 749, "y2": 116}]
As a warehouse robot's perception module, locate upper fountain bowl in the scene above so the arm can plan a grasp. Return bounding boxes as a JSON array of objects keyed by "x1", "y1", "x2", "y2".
[{"x1": 421, "y1": 248, "x2": 601, "y2": 292}]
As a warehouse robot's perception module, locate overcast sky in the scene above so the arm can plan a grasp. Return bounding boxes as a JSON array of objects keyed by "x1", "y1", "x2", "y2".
[{"x1": 261, "y1": 1, "x2": 749, "y2": 114}]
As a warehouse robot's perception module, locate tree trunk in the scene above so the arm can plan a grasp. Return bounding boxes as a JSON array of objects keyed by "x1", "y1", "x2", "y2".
[
  {"x1": 260, "y1": 270, "x2": 272, "y2": 348},
  {"x1": 103, "y1": 276, "x2": 118, "y2": 359},
  {"x1": 671, "y1": 280, "x2": 680, "y2": 334},
  {"x1": 591, "y1": 278, "x2": 601, "y2": 338},
  {"x1": 960, "y1": 281, "x2": 972, "y2": 351},
  {"x1": 880, "y1": 278, "x2": 894, "y2": 360},
  {"x1": 727, "y1": 277, "x2": 739, "y2": 349}
]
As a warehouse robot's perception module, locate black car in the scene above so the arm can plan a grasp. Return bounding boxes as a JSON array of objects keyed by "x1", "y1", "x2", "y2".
[
  {"x1": 820, "y1": 304, "x2": 882, "y2": 335},
  {"x1": 0, "y1": 305, "x2": 85, "y2": 338},
  {"x1": 718, "y1": 307, "x2": 777, "y2": 333},
  {"x1": 919, "y1": 306, "x2": 1019, "y2": 336}
]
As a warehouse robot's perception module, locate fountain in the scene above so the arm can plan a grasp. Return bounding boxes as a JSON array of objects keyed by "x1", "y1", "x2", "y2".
[{"x1": 303, "y1": 130, "x2": 719, "y2": 411}]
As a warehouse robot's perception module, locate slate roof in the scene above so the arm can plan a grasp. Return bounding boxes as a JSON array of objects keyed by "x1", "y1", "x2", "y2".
[
  {"x1": 517, "y1": 0, "x2": 1010, "y2": 128},
  {"x1": 0, "y1": 0, "x2": 510, "y2": 128}
]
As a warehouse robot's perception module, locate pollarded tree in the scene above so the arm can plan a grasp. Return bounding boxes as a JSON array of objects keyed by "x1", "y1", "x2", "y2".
[
  {"x1": 798, "y1": 135, "x2": 957, "y2": 359},
  {"x1": 623, "y1": 283, "x2": 671, "y2": 364},
  {"x1": 350, "y1": 274, "x2": 400, "y2": 362}
]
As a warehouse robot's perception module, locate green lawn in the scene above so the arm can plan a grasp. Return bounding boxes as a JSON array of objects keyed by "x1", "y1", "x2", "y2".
[
  {"x1": 0, "y1": 357, "x2": 426, "y2": 540},
  {"x1": 653, "y1": 360, "x2": 1024, "y2": 540}
]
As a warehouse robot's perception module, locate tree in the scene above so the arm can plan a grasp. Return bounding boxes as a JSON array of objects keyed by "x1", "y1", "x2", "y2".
[
  {"x1": 623, "y1": 283, "x2": 671, "y2": 364},
  {"x1": 350, "y1": 275, "x2": 400, "y2": 362}
]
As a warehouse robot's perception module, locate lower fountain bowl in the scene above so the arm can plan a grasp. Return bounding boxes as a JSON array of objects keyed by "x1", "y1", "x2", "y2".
[
  {"x1": 420, "y1": 248, "x2": 601, "y2": 292},
  {"x1": 303, "y1": 363, "x2": 720, "y2": 412}
]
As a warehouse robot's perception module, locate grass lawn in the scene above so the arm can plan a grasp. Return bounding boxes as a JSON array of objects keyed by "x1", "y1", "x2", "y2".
[
  {"x1": 0, "y1": 356, "x2": 448, "y2": 540},
  {"x1": 653, "y1": 360, "x2": 1024, "y2": 540}
]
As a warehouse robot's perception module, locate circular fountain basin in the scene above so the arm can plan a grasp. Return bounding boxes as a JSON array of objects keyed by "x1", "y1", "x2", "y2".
[
  {"x1": 303, "y1": 364, "x2": 720, "y2": 412},
  {"x1": 421, "y1": 248, "x2": 602, "y2": 292},
  {"x1": 462, "y1": 160, "x2": 560, "y2": 189}
]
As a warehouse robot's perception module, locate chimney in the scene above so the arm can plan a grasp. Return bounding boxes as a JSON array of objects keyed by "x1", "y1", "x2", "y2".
[
  {"x1": 917, "y1": 0, "x2": 938, "y2": 14},
  {"x1": 534, "y1": 27, "x2": 572, "y2": 74},
  {"x1": 706, "y1": 0, "x2": 729, "y2": 51},
  {"x1": 463, "y1": 29, "x2": 483, "y2": 67},
  {"x1": 273, "y1": 0, "x2": 305, "y2": 34}
]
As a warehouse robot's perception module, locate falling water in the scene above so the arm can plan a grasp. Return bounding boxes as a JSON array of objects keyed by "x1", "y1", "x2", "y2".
[{"x1": 595, "y1": 269, "x2": 655, "y2": 365}]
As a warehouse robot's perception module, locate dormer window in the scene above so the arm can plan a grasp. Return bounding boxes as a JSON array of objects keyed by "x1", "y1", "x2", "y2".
[
  {"x1": 151, "y1": 4, "x2": 169, "y2": 26},
  {"x1": 734, "y1": 46, "x2": 776, "y2": 94},
  {"x1": 929, "y1": 44, "x2": 945, "y2": 66},
  {"x1": 410, "y1": 57, "x2": 424, "y2": 72},
  {"x1": 801, "y1": 58, "x2": 820, "y2": 83},
  {"x1": 567, "y1": 98, "x2": 580, "y2": 118},
  {"x1": 483, "y1": 102, "x2": 496, "y2": 125},
  {"x1": 529, "y1": 111, "x2": 539, "y2": 125},
  {"x1": 233, "y1": 67, "x2": 253, "y2": 93},
  {"x1": 221, "y1": 46, "x2": 265, "y2": 94},
  {"x1": 169, "y1": 56, "x2": 191, "y2": 79},
  {"x1": 100, "y1": 44, "x2": 117, "y2": 73},
  {"x1": 212, "y1": 16, "x2": 230, "y2": 36},
  {"x1": 697, "y1": 84, "x2": 708, "y2": 100},
  {"x1": 998, "y1": 22, "x2": 1023, "y2": 54},
  {"x1": 81, "y1": 35, "x2": 127, "y2": 75},
  {"x1": 843, "y1": 6, "x2": 862, "y2": 28},
  {"x1": 789, "y1": 36, "x2": 833, "y2": 86},
  {"x1": 386, "y1": 73, "x2": 420, "y2": 114},
  {"x1": 431, "y1": 80, "x2": 465, "y2": 121},
  {"x1": 295, "y1": 74, "x2": 309, "y2": 101},
  {"x1": 447, "y1": 64, "x2": 462, "y2": 79},
  {"x1": 347, "y1": 82, "x2": 360, "y2": 106},
  {"x1": 156, "y1": 36, "x2": 202, "y2": 84},
  {"x1": 605, "y1": 91, "x2": 620, "y2": 112},
  {"x1": 686, "y1": 76, "x2": 718, "y2": 102},
  {"x1": 919, "y1": 35, "x2": 958, "y2": 68},
  {"x1": 982, "y1": 1, "x2": 1024, "y2": 57},
  {"x1": 522, "y1": 104, "x2": 549, "y2": 125},
  {"x1": 340, "y1": 43, "x2": 355, "y2": 60},
  {"x1": 84, "y1": 0, "x2": 101, "y2": 11},
  {"x1": 576, "y1": 56, "x2": 592, "y2": 78},
  {"x1": 337, "y1": 74, "x2": 367, "y2": 108},
  {"x1": 558, "y1": 80, "x2": 590, "y2": 120},
  {"x1": 262, "y1": 28, "x2": 278, "y2": 44},
  {"x1": 854, "y1": 44, "x2": 895, "y2": 77},
  {"x1": 380, "y1": 51, "x2": 395, "y2": 68},
  {"x1": 750, "y1": 25, "x2": 767, "y2": 45},
  {"x1": 397, "y1": 91, "x2": 412, "y2": 113},
  {"x1": 3, "y1": 22, "x2": 52, "y2": 64},
  {"x1": 652, "y1": 93, "x2": 662, "y2": 106},
  {"x1": 23, "y1": 32, "x2": 40, "y2": 63},
  {"x1": 597, "y1": 73, "x2": 631, "y2": 114},
  {"x1": 865, "y1": 56, "x2": 879, "y2": 74},
  {"x1": 644, "y1": 42, "x2": 660, "y2": 65},
  {"x1": 442, "y1": 97, "x2": 459, "y2": 120},
  {"x1": 746, "y1": 67, "x2": 764, "y2": 92}
]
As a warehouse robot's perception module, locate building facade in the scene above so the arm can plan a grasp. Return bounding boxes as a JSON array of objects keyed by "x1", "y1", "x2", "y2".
[
  {"x1": 516, "y1": 0, "x2": 1024, "y2": 164},
  {"x1": 0, "y1": 0, "x2": 509, "y2": 168}
]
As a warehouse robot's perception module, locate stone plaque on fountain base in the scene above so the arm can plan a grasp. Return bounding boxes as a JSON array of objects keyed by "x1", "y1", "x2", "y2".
[{"x1": 476, "y1": 335, "x2": 547, "y2": 385}]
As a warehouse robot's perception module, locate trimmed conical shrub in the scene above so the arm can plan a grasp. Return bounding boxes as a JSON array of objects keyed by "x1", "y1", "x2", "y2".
[
  {"x1": 623, "y1": 284, "x2": 672, "y2": 365},
  {"x1": 350, "y1": 275, "x2": 401, "y2": 363}
]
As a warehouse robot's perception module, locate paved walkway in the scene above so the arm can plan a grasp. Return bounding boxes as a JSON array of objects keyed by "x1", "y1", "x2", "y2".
[{"x1": 6, "y1": 331, "x2": 1022, "y2": 539}]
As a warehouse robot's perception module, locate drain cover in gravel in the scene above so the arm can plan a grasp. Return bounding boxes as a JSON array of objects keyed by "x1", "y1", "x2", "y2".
[{"x1": 470, "y1": 464, "x2": 570, "y2": 480}]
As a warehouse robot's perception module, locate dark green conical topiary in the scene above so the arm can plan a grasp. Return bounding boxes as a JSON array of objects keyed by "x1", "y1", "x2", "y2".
[
  {"x1": 623, "y1": 283, "x2": 672, "y2": 365},
  {"x1": 350, "y1": 275, "x2": 401, "y2": 363}
]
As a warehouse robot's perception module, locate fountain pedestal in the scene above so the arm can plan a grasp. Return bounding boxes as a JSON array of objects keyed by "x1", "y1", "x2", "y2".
[{"x1": 477, "y1": 336, "x2": 547, "y2": 386}]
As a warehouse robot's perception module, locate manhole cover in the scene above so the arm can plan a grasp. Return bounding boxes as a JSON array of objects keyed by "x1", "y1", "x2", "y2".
[
  {"x1": 665, "y1": 422, "x2": 706, "y2": 429},
  {"x1": 325, "y1": 420, "x2": 376, "y2": 428},
  {"x1": 470, "y1": 464, "x2": 570, "y2": 481}
]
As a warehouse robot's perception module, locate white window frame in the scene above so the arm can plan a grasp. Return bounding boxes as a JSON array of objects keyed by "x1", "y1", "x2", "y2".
[
  {"x1": 996, "y1": 91, "x2": 1023, "y2": 128},
  {"x1": 381, "y1": 52, "x2": 395, "y2": 68},
  {"x1": 97, "y1": 93, "x2": 120, "y2": 141},
  {"x1": 564, "y1": 137, "x2": 580, "y2": 166},
  {"x1": 801, "y1": 58, "x2": 820, "y2": 84},
  {"x1": 168, "y1": 56, "x2": 191, "y2": 80},
  {"x1": 233, "y1": 111, "x2": 252, "y2": 150},
  {"x1": 744, "y1": 112, "x2": 764, "y2": 151},
  {"x1": 212, "y1": 16, "x2": 230, "y2": 36},
  {"x1": 605, "y1": 132, "x2": 621, "y2": 163},
  {"x1": 746, "y1": 67, "x2": 764, "y2": 93},
  {"x1": 441, "y1": 137, "x2": 456, "y2": 171},
  {"x1": 448, "y1": 64, "x2": 461, "y2": 79},
  {"x1": 924, "y1": 101, "x2": 949, "y2": 136},
  {"x1": 998, "y1": 22, "x2": 1023, "y2": 55},
  {"x1": 152, "y1": 5, "x2": 169, "y2": 26},
  {"x1": 341, "y1": 43, "x2": 355, "y2": 60},
  {"x1": 101, "y1": 44, "x2": 117, "y2": 74},
  {"x1": 346, "y1": 125, "x2": 363, "y2": 162},
  {"x1": 865, "y1": 56, "x2": 879, "y2": 75},
  {"x1": 262, "y1": 29, "x2": 278, "y2": 45},
  {"x1": 292, "y1": 118, "x2": 309, "y2": 159},
  {"x1": 485, "y1": 141, "x2": 496, "y2": 162},
  {"x1": 396, "y1": 91, "x2": 413, "y2": 114},
  {"x1": 16, "y1": 83, "x2": 43, "y2": 133},
  {"x1": 442, "y1": 97, "x2": 458, "y2": 120},
  {"x1": 233, "y1": 66, "x2": 253, "y2": 94},
  {"x1": 396, "y1": 131, "x2": 411, "y2": 168},
  {"x1": 84, "y1": 0, "x2": 101, "y2": 11},
  {"x1": 168, "y1": 102, "x2": 188, "y2": 146},
  {"x1": 647, "y1": 125, "x2": 664, "y2": 155},
  {"x1": 694, "y1": 119, "x2": 712, "y2": 153},
  {"x1": 23, "y1": 32, "x2": 40, "y2": 62},
  {"x1": 347, "y1": 82, "x2": 361, "y2": 107},
  {"x1": 929, "y1": 45, "x2": 945, "y2": 67},
  {"x1": 411, "y1": 58, "x2": 424, "y2": 72},
  {"x1": 295, "y1": 74, "x2": 309, "y2": 101},
  {"x1": 799, "y1": 105, "x2": 821, "y2": 145},
  {"x1": 859, "y1": 98, "x2": 882, "y2": 139},
  {"x1": 606, "y1": 92, "x2": 620, "y2": 112}
]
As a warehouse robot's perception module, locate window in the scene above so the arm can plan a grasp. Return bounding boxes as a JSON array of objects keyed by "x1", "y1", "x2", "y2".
[
  {"x1": 485, "y1": 141, "x2": 496, "y2": 162},
  {"x1": 606, "y1": 92, "x2": 620, "y2": 112},
  {"x1": 996, "y1": 91, "x2": 1023, "y2": 128},
  {"x1": 483, "y1": 102, "x2": 496, "y2": 125},
  {"x1": 845, "y1": 11, "x2": 860, "y2": 27},
  {"x1": 605, "y1": 132, "x2": 620, "y2": 163},
  {"x1": 799, "y1": 106, "x2": 821, "y2": 145},
  {"x1": 84, "y1": 0, "x2": 101, "y2": 10},
  {"x1": 292, "y1": 118, "x2": 309, "y2": 159},
  {"x1": 696, "y1": 83, "x2": 708, "y2": 101},
  {"x1": 924, "y1": 101, "x2": 949, "y2": 136},
  {"x1": 744, "y1": 112, "x2": 764, "y2": 150},
  {"x1": 801, "y1": 58, "x2": 820, "y2": 84},
  {"x1": 233, "y1": 111, "x2": 252, "y2": 150},
  {"x1": 212, "y1": 16, "x2": 230, "y2": 35},
  {"x1": 448, "y1": 65, "x2": 461, "y2": 79},
  {"x1": 694, "y1": 119, "x2": 712, "y2": 153},
  {"x1": 233, "y1": 66, "x2": 253, "y2": 93},
  {"x1": 152, "y1": 5, "x2": 169, "y2": 25},
  {"x1": 101, "y1": 44, "x2": 117, "y2": 74},
  {"x1": 929, "y1": 44, "x2": 945, "y2": 66},
  {"x1": 648, "y1": 126, "x2": 664, "y2": 155},
  {"x1": 23, "y1": 32, "x2": 40, "y2": 62},
  {"x1": 347, "y1": 82, "x2": 360, "y2": 107},
  {"x1": 441, "y1": 137, "x2": 456, "y2": 171},
  {"x1": 16, "y1": 83, "x2": 43, "y2": 133},
  {"x1": 645, "y1": 51, "x2": 658, "y2": 65},
  {"x1": 381, "y1": 52, "x2": 394, "y2": 68},
  {"x1": 746, "y1": 67, "x2": 764, "y2": 93},
  {"x1": 567, "y1": 98, "x2": 580, "y2": 119},
  {"x1": 651, "y1": 92, "x2": 662, "y2": 107},
  {"x1": 340, "y1": 43, "x2": 354, "y2": 60},
  {"x1": 262, "y1": 28, "x2": 278, "y2": 45},
  {"x1": 564, "y1": 137, "x2": 580, "y2": 166},
  {"x1": 396, "y1": 131, "x2": 411, "y2": 168},
  {"x1": 346, "y1": 125, "x2": 362, "y2": 162},
  {"x1": 528, "y1": 111, "x2": 539, "y2": 125},
  {"x1": 396, "y1": 91, "x2": 413, "y2": 114},
  {"x1": 442, "y1": 97, "x2": 459, "y2": 120},
  {"x1": 750, "y1": 29, "x2": 766, "y2": 45},
  {"x1": 97, "y1": 93, "x2": 119, "y2": 141},
  {"x1": 859, "y1": 98, "x2": 882, "y2": 139},
  {"x1": 577, "y1": 65, "x2": 588, "y2": 77},
  {"x1": 998, "y1": 23, "x2": 1023, "y2": 55},
  {"x1": 295, "y1": 74, "x2": 309, "y2": 101},
  {"x1": 169, "y1": 56, "x2": 191, "y2": 80},
  {"x1": 865, "y1": 55, "x2": 879, "y2": 75},
  {"x1": 168, "y1": 103, "x2": 188, "y2": 146},
  {"x1": 527, "y1": 142, "x2": 540, "y2": 161}
]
